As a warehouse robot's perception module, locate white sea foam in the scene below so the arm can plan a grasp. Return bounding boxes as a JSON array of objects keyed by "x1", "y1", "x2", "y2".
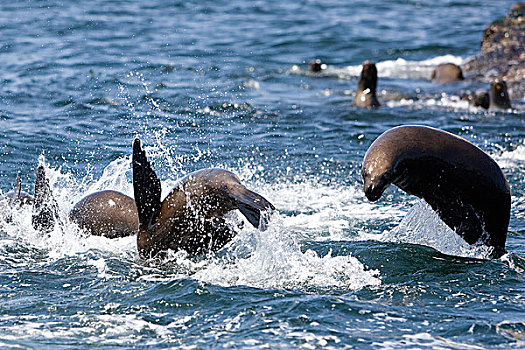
[
  {"x1": 380, "y1": 200, "x2": 493, "y2": 259},
  {"x1": 372, "y1": 332, "x2": 486, "y2": 349},
  {"x1": 289, "y1": 54, "x2": 465, "y2": 80},
  {"x1": 0, "y1": 156, "x2": 382, "y2": 291},
  {"x1": 493, "y1": 143, "x2": 525, "y2": 169}
]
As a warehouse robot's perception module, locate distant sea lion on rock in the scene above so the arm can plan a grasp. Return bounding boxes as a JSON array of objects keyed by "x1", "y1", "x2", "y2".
[
  {"x1": 463, "y1": 3, "x2": 524, "y2": 99},
  {"x1": 431, "y1": 63, "x2": 464, "y2": 84},
  {"x1": 361, "y1": 125, "x2": 510, "y2": 258},
  {"x1": 31, "y1": 166, "x2": 138, "y2": 238},
  {"x1": 132, "y1": 138, "x2": 275, "y2": 259},
  {"x1": 352, "y1": 61, "x2": 381, "y2": 108},
  {"x1": 462, "y1": 80, "x2": 512, "y2": 110}
]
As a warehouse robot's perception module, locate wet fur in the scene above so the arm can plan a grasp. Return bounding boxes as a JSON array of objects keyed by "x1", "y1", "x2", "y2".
[
  {"x1": 361, "y1": 125, "x2": 510, "y2": 258},
  {"x1": 132, "y1": 139, "x2": 275, "y2": 258}
]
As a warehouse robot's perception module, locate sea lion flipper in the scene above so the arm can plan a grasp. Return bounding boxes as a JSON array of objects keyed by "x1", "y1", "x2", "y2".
[
  {"x1": 32, "y1": 166, "x2": 59, "y2": 233},
  {"x1": 132, "y1": 138, "x2": 161, "y2": 231},
  {"x1": 8, "y1": 175, "x2": 22, "y2": 207},
  {"x1": 230, "y1": 187, "x2": 274, "y2": 230}
]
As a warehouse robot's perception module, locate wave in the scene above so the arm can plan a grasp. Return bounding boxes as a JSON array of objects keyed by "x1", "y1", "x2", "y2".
[{"x1": 289, "y1": 54, "x2": 465, "y2": 80}]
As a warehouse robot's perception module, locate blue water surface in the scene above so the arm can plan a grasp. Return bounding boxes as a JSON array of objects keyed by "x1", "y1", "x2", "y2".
[{"x1": 0, "y1": 0, "x2": 524, "y2": 348}]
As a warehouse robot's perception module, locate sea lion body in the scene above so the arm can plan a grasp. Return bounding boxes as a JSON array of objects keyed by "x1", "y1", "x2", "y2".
[
  {"x1": 463, "y1": 80, "x2": 512, "y2": 110},
  {"x1": 361, "y1": 125, "x2": 510, "y2": 258},
  {"x1": 489, "y1": 80, "x2": 512, "y2": 109},
  {"x1": 353, "y1": 61, "x2": 380, "y2": 108},
  {"x1": 69, "y1": 190, "x2": 138, "y2": 238},
  {"x1": 431, "y1": 63, "x2": 464, "y2": 84},
  {"x1": 133, "y1": 139, "x2": 275, "y2": 258},
  {"x1": 31, "y1": 167, "x2": 138, "y2": 238}
]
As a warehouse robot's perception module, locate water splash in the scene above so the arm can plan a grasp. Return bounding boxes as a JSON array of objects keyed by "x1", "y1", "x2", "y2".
[
  {"x1": 380, "y1": 200, "x2": 493, "y2": 259},
  {"x1": 0, "y1": 156, "x2": 381, "y2": 292}
]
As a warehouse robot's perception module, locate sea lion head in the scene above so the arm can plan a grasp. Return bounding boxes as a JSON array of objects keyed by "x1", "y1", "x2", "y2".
[
  {"x1": 489, "y1": 80, "x2": 511, "y2": 109},
  {"x1": 309, "y1": 59, "x2": 325, "y2": 72},
  {"x1": 360, "y1": 60, "x2": 378, "y2": 93},
  {"x1": 361, "y1": 144, "x2": 397, "y2": 202}
]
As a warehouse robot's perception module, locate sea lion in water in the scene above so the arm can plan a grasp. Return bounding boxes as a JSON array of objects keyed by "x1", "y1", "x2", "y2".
[
  {"x1": 463, "y1": 80, "x2": 512, "y2": 110},
  {"x1": 361, "y1": 125, "x2": 510, "y2": 258},
  {"x1": 352, "y1": 61, "x2": 381, "y2": 108},
  {"x1": 431, "y1": 63, "x2": 464, "y2": 84},
  {"x1": 132, "y1": 138, "x2": 275, "y2": 258},
  {"x1": 489, "y1": 79, "x2": 512, "y2": 109},
  {"x1": 69, "y1": 190, "x2": 138, "y2": 238},
  {"x1": 0, "y1": 175, "x2": 34, "y2": 222},
  {"x1": 309, "y1": 59, "x2": 326, "y2": 73},
  {"x1": 1, "y1": 175, "x2": 33, "y2": 207},
  {"x1": 31, "y1": 166, "x2": 138, "y2": 237}
]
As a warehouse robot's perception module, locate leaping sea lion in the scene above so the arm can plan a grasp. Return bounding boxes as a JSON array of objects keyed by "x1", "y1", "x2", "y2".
[
  {"x1": 132, "y1": 138, "x2": 275, "y2": 259},
  {"x1": 361, "y1": 125, "x2": 510, "y2": 258},
  {"x1": 352, "y1": 61, "x2": 381, "y2": 108}
]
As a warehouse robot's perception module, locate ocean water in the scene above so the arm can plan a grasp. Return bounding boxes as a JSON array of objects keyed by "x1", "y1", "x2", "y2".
[{"x1": 0, "y1": 0, "x2": 524, "y2": 348}]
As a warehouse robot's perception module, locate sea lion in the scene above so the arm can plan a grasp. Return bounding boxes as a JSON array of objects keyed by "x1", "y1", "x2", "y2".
[
  {"x1": 0, "y1": 175, "x2": 34, "y2": 222},
  {"x1": 430, "y1": 63, "x2": 464, "y2": 84},
  {"x1": 462, "y1": 80, "x2": 512, "y2": 110},
  {"x1": 309, "y1": 59, "x2": 325, "y2": 73},
  {"x1": 31, "y1": 166, "x2": 138, "y2": 237},
  {"x1": 489, "y1": 79, "x2": 512, "y2": 109},
  {"x1": 361, "y1": 125, "x2": 510, "y2": 258},
  {"x1": 32, "y1": 166, "x2": 60, "y2": 233},
  {"x1": 132, "y1": 138, "x2": 275, "y2": 258},
  {"x1": 69, "y1": 190, "x2": 138, "y2": 238},
  {"x1": 1, "y1": 175, "x2": 33, "y2": 207},
  {"x1": 352, "y1": 61, "x2": 381, "y2": 108}
]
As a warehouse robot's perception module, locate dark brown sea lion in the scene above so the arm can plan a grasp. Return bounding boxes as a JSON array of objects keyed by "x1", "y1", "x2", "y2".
[
  {"x1": 31, "y1": 166, "x2": 138, "y2": 238},
  {"x1": 352, "y1": 61, "x2": 381, "y2": 108},
  {"x1": 309, "y1": 59, "x2": 325, "y2": 72},
  {"x1": 361, "y1": 125, "x2": 510, "y2": 258},
  {"x1": 489, "y1": 79, "x2": 512, "y2": 109},
  {"x1": 431, "y1": 63, "x2": 464, "y2": 84},
  {"x1": 69, "y1": 190, "x2": 138, "y2": 238},
  {"x1": 462, "y1": 80, "x2": 512, "y2": 110},
  {"x1": 132, "y1": 138, "x2": 275, "y2": 259}
]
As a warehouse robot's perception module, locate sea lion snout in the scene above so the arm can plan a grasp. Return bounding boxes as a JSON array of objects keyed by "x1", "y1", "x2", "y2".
[{"x1": 363, "y1": 177, "x2": 388, "y2": 202}]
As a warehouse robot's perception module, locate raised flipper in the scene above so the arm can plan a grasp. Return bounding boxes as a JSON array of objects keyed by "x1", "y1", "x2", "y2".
[
  {"x1": 32, "y1": 166, "x2": 59, "y2": 233},
  {"x1": 230, "y1": 187, "x2": 275, "y2": 230},
  {"x1": 132, "y1": 138, "x2": 162, "y2": 231},
  {"x1": 8, "y1": 175, "x2": 22, "y2": 208}
]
